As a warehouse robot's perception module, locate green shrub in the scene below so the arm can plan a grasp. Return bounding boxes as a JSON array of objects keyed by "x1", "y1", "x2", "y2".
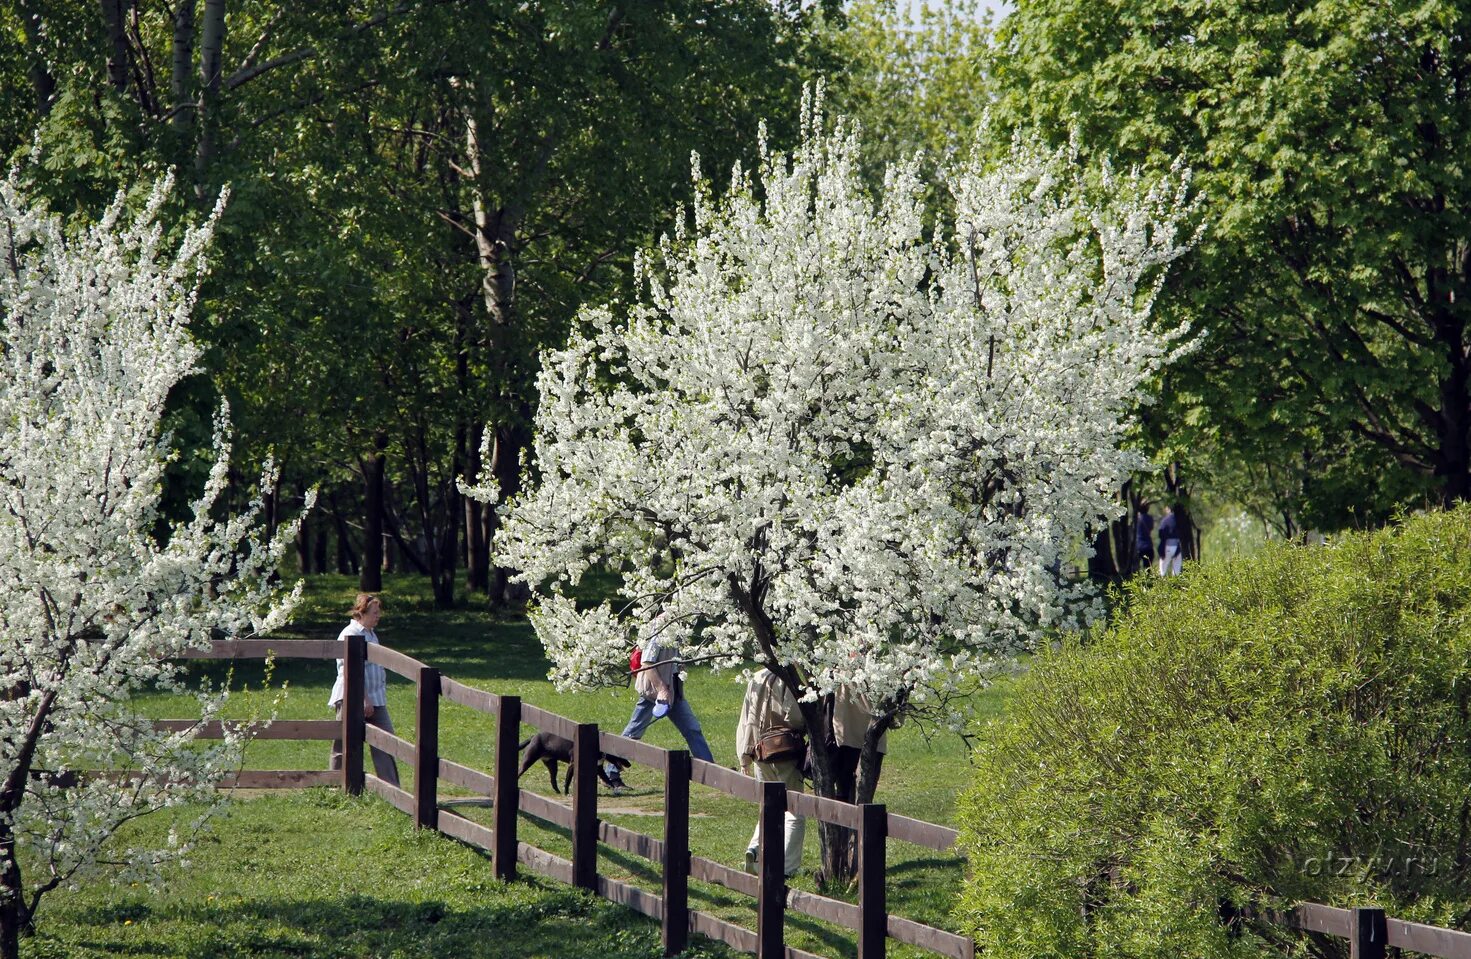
[{"x1": 956, "y1": 507, "x2": 1471, "y2": 959}]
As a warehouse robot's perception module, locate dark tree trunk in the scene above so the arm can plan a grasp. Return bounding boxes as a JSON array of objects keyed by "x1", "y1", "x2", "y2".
[
  {"x1": 360, "y1": 436, "x2": 386, "y2": 591},
  {"x1": 0, "y1": 825, "x2": 26, "y2": 959},
  {"x1": 18, "y1": 1, "x2": 55, "y2": 116},
  {"x1": 329, "y1": 492, "x2": 358, "y2": 575},
  {"x1": 1109, "y1": 482, "x2": 1141, "y2": 576},
  {"x1": 1431, "y1": 272, "x2": 1470, "y2": 506},
  {"x1": 737, "y1": 580, "x2": 877, "y2": 887},
  {"x1": 381, "y1": 483, "x2": 430, "y2": 575},
  {"x1": 169, "y1": 0, "x2": 196, "y2": 130},
  {"x1": 404, "y1": 424, "x2": 457, "y2": 607},
  {"x1": 486, "y1": 422, "x2": 530, "y2": 607},
  {"x1": 1087, "y1": 524, "x2": 1118, "y2": 583},
  {"x1": 466, "y1": 487, "x2": 488, "y2": 592},
  {"x1": 99, "y1": 0, "x2": 133, "y2": 94},
  {"x1": 312, "y1": 525, "x2": 328, "y2": 575},
  {"x1": 0, "y1": 690, "x2": 54, "y2": 959}
]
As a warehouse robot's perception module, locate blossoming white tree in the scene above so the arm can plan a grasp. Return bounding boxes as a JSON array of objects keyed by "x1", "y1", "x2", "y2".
[
  {"x1": 0, "y1": 169, "x2": 305, "y2": 957},
  {"x1": 480, "y1": 94, "x2": 1198, "y2": 879}
]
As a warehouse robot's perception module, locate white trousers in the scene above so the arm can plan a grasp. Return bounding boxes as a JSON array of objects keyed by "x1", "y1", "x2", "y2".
[
  {"x1": 745, "y1": 759, "x2": 805, "y2": 877},
  {"x1": 1158, "y1": 539, "x2": 1183, "y2": 576}
]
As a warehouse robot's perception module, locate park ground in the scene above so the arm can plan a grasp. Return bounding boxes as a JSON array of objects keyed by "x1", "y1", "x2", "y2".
[{"x1": 23, "y1": 574, "x2": 1009, "y2": 958}]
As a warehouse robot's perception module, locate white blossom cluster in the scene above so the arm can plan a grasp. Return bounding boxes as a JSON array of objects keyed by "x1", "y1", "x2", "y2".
[
  {"x1": 0, "y1": 169, "x2": 306, "y2": 913},
  {"x1": 480, "y1": 95, "x2": 1198, "y2": 713}
]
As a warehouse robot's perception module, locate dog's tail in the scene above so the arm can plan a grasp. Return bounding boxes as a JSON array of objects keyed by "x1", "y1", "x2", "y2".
[{"x1": 518, "y1": 737, "x2": 532, "y2": 750}]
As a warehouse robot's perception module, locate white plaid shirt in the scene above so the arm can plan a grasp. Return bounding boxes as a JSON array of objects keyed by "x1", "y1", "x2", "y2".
[{"x1": 327, "y1": 621, "x2": 388, "y2": 708}]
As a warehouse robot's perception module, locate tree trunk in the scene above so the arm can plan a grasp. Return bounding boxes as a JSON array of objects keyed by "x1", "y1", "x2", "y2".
[
  {"x1": 403, "y1": 420, "x2": 458, "y2": 609},
  {"x1": 18, "y1": 1, "x2": 55, "y2": 117},
  {"x1": 462, "y1": 94, "x2": 533, "y2": 608},
  {"x1": 295, "y1": 500, "x2": 311, "y2": 574},
  {"x1": 360, "y1": 436, "x2": 385, "y2": 592},
  {"x1": 170, "y1": 0, "x2": 196, "y2": 130},
  {"x1": 1431, "y1": 276, "x2": 1470, "y2": 506},
  {"x1": 1109, "y1": 482, "x2": 1140, "y2": 576},
  {"x1": 741, "y1": 588, "x2": 874, "y2": 888},
  {"x1": 486, "y1": 423, "x2": 530, "y2": 606},
  {"x1": 1086, "y1": 524, "x2": 1117, "y2": 583},
  {"x1": 328, "y1": 492, "x2": 358, "y2": 575},
  {"x1": 312, "y1": 525, "x2": 328, "y2": 574},
  {"x1": 194, "y1": 0, "x2": 226, "y2": 193},
  {"x1": 99, "y1": 0, "x2": 133, "y2": 94},
  {"x1": 0, "y1": 823, "x2": 26, "y2": 959},
  {"x1": 381, "y1": 484, "x2": 430, "y2": 575},
  {"x1": 436, "y1": 504, "x2": 457, "y2": 607},
  {"x1": 465, "y1": 481, "x2": 488, "y2": 592}
]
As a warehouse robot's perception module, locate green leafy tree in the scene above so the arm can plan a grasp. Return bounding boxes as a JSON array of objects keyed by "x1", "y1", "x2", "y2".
[
  {"x1": 991, "y1": 0, "x2": 1469, "y2": 525},
  {"x1": 819, "y1": 0, "x2": 995, "y2": 175},
  {"x1": 1, "y1": 2, "x2": 821, "y2": 605}
]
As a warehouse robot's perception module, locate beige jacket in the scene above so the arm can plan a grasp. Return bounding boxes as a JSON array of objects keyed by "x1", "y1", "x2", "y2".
[
  {"x1": 736, "y1": 668, "x2": 806, "y2": 769},
  {"x1": 832, "y1": 686, "x2": 888, "y2": 753}
]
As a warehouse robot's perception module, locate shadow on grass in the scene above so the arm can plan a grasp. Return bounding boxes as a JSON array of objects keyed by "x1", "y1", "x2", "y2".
[
  {"x1": 49, "y1": 886, "x2": 703, "y2": 959},
  {"x1": 177, "y1": 573, "x2": 554, "y2": 692}
]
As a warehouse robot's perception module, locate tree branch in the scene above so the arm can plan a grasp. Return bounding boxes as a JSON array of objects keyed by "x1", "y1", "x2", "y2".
[{"x1": 224, "y1": 1, "x2": 459, "y2": 92}]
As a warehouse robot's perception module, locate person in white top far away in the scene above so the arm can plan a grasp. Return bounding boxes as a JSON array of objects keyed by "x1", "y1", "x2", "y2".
[{"x1": 327, "y1": 592, "x2": 401, "y2": 786}]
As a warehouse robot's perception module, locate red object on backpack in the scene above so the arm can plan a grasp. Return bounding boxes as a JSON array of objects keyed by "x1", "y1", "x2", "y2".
[{"x1": 629, "y1": 646, "x2": 642, "y2": 673}]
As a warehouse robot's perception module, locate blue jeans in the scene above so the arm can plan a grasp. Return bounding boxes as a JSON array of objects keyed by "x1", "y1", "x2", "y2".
[{"x1": 605, "y1": 696, "x2": 714, "y2": 774}]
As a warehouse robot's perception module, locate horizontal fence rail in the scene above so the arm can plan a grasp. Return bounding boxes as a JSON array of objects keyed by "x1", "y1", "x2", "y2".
[{"x1": 146, "y1": 638, "x2": 1471, "y2": 959}]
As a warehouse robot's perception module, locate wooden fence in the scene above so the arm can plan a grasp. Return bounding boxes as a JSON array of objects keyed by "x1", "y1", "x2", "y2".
[{"x1": 169, "y1": 638, "x2": 1471, "y2": 959}]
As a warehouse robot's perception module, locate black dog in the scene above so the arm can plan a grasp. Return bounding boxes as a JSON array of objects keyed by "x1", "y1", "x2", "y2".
[{"x1": 516, "y1": 731, "x2": 631, "y2": 794}]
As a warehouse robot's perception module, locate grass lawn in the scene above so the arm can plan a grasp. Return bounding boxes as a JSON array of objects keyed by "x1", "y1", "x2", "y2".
[
  {"x1": 23, "y1": 790, "x2": 733, "y2": 959},
  {"x1": 36, "y1": 573, "x2": 1012, "y2": 959}
]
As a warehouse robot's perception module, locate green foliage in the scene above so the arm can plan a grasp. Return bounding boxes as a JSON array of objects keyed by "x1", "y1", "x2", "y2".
[
  {"x1": 991, "y1": 0, "x2": 1469, "y2": 525},
  {"x1": 818, "y1": 0, "x2": 994, "y2": 175},
  {"x1": 957, "y1": 506, "x2": 1471, "y2": 959}
]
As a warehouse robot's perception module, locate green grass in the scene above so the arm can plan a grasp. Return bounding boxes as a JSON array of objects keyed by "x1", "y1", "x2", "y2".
[
  {"x1": 40, "y1": 573, "x2": 1012, "y2": 959},
  {"x1": 23, "y1": 790, "x2": 733, "y2": 959}
]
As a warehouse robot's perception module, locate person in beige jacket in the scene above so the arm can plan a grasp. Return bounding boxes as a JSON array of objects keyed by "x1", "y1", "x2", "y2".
[
  {"x1": 831, "y1": 686, "x2": 889, "y2": 804},
  {"x1": 737, "y1": 667, "x2": 807, "y2": 877}
]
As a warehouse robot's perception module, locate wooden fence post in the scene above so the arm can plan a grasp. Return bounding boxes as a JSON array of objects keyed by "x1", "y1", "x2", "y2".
[
  {"x1": 758, "y1": 779, "x2": 787, "y2": 959},
  {"x1": 493, "y1": 694, "x2": 521, "y2": 881},
  {"x1": 342, "y1": 634, "x2": 366, "y2": 796},
  {"x1": 413, "y1": 666, "x2": 440, "y2": 830},
  {"x1": 1349, "y1": 907, "x2": 1387, "y2": 959},
  {"x1": 858, "y1": 803, "x2": 888, "y2": 959},
  {"x1": 662, "y1": 750, "x2": 691, "y2": 956},
  {"x1": 572, "y1": 722, "x2": 599, "y2": 891}
]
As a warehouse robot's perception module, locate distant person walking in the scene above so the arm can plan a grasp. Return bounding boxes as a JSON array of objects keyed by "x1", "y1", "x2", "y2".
[
  {"x1": 1157, "y1": 504, "x2": 1183, "y2": 577},
  {"x1": 604, "y1": 634, "x2": 715, "y2": 791},
  {"x1": 328, "y1": 593, "x2": 400, "y2": 786},
  {"x1": 1135, "y1": 503, "x2": 1155, "y2": 575},
  {"x1": 738, "y1": 668, "x2": 808, "y2": 877}
]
